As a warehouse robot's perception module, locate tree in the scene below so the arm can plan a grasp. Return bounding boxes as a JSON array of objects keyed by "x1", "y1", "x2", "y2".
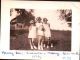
[
  {"x1": 10, "y1": 9, "x2": 35, "y2": 26},
  {"x1": 58, "y1": 9, "x2": 72, "y2": 27}
]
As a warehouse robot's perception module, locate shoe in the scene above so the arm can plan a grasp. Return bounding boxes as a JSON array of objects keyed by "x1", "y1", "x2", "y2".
[
  {"x1": 38, "y1": 46, "x2": 40, "y2": 50},
  {"x1": 41, "y1": 46, "x2": 43, "y2": 50},
  {"x1": 47, "y1": 46, "x2": 49, "y2": 48},
  {"x1": 51, "y1": 44, "x2": 53, "y2": 47},
  {"x1": 31, "y1": 46, "x2": 33, "y2": 49},
  {"x1": 34, "y1": 46, "x2": 37, "y2": 49}
]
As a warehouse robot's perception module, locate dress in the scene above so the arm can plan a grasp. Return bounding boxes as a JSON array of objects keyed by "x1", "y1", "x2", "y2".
[
  {"x1": 28, "y1": 25, "x2": 37, "y2": 38},
  {"x1": 43, "y1": 23, "x2": 51, "y2": 37},
  {"x1": 36, "y1": 23, "x2": 44, "y2": 36}
]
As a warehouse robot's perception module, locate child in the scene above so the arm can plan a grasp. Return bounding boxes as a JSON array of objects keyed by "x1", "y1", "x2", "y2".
[
  {"x1": 43, "y1": 18, "x2": 51, "y2": 48},
  {"x1": 28, "y1": 20, "x2": 37, "y2": 49},
  {"x1": 36, "y1": 17, "x2": 44, "y2": 50}
]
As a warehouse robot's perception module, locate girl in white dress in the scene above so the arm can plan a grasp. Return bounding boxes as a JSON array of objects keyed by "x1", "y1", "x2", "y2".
[
  {"x1": 36, "y1": 17, "x2": 44, "y2": 50},
  {"x1": 43, "y1": 18, "x2": 51, "y2": 48},
  {"x1": 28, "y1": 20, "x2": 37, "y2": 49}
]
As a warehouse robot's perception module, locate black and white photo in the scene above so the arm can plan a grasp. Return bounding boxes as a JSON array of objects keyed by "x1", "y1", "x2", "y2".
[{"x1": 10, "y1": 9, "x2": 72, "y2": 51}]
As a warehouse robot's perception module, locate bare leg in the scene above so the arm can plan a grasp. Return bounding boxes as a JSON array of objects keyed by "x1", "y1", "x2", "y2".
[
  {"x1": 38, "y1": 37, "x2": 40, "y2": 50},
  {"x1": 47, "y1": 37, "x2": 50, "y2": 48},
  {"x1": 38, "y1": 36, "x2": 42, "y2": 50},
  {"x1": 40, "y1": 36, "x2": 44, "y2": 50},
  {"x1": 44, "y1": 37, "x2": 49, "y2": 48},
  {"x1": 29, "y1": 38, "x2": 34, "y2": 49},
  {"x1": 32, "y1": 38, "x2": 37, "y2": 49}
]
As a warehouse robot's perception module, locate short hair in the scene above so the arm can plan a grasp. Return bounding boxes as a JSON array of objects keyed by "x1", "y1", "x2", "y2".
[
  {"x1": 43, "y1": 18, "x2": 48, "y2": 22},
  {"x1": 36, "y1": 17, "x2": 42, "y2": 21}
]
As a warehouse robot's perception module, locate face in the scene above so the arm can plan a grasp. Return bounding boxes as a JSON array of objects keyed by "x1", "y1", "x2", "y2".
[
  {"x1": 43, "y1": 19, "x2": 47, "y2": 23},
  {"x1": 36, "y1": 17, "x2": 42, "y2": 23},
  {"x1": 37, "y1": 20, "x2": 41, "y2": 23}
]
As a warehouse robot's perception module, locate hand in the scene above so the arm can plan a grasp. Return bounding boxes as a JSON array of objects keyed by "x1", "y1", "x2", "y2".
[{"x1": 42, "y1": 28, "x2": 45, "y2": 31}]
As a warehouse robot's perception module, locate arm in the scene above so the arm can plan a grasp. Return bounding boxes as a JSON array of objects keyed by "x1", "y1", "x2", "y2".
[
  {"x1": 29, "y1": 25, "x2": 32, "y2": 31},
  {"x1": 48, "y1": 23, "x2": 50, "y2": 28}
]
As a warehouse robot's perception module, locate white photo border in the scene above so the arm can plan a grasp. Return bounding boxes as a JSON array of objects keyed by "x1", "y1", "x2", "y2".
[{"x1": 0, "y1": 0, "x2": 80, "y2": 60}]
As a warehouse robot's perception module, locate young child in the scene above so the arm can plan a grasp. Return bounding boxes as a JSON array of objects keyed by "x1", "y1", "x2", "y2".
[
  {"x1": 36, "y1": 17, "x2": 44, "y2": 50},
  {"x1": 28, "y1": 20, "x2": 37, "y2": 49},
  {"x1": 43, "y1": 18, "x2": 51, "y2": 48}
]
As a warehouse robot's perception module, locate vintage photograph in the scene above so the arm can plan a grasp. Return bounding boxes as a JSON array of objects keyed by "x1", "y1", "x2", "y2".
[{"x1": 10, "y1": 9, "x2": 72, "y2": 51}]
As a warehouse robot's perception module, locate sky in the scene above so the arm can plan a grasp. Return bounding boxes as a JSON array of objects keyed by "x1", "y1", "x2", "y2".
[
  {"x1": 11, "y1": 9, "x2": 71, "y2": 31},
  {"x1": 33, "y1": 9, "x2": 71, "y2": 31}
]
